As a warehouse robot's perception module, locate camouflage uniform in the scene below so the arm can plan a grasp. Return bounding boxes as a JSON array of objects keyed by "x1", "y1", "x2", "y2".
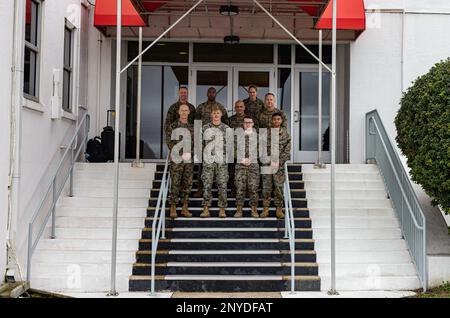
[
  {"x1": 196, "y1": 101, "x2": 229, "y2": 125},
  {"x1": 257, "y1": 107, "x2": 288, "y2": 130},
  {"x1": 166, "y1": 120, "x2": 194, "y2": 205},
  {"x1": 202, "y1": 122, "x2": 230, "y2": 208},
  {"x1": 243, "y1": 97, "x2": 265, "y2": 121},
  {"x1": 227, "y1": 114, "x2": 246, "y2": 192},
  {"x1": 164, "y1": 101, "x2": 196, "y2": 139},
  {"x1": 261, "y1": 127, "x2": 291, "y2": 208},
  {"x1": 235, "y1": 130, "x2": 260, "y2": 207}
]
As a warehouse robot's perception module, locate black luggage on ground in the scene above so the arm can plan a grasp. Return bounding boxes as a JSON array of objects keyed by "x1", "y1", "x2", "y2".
[{"x1": 101, "y1": 110, "x2": 120, "y2": 161}]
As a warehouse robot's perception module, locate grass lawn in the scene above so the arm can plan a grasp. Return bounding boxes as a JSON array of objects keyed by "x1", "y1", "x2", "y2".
[{"x1": 411, "y1": 282, "x2": 450, "y2": 298}]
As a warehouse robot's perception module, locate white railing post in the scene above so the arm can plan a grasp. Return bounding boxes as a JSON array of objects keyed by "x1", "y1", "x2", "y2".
[{"x1": 132, "y1": 27, "x2": 144, "y2": 168}]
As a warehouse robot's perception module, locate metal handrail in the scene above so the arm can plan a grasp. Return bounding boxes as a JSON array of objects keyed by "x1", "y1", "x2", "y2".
[
  {"x1": 365, "y1": 109, "x2": 427, "y2": 291},
  {"x1": 26, "y1": 114, "x2": 90, "y2": 282},
  {"x1": 284, "y1": 163, "x2": 296, "y2": 292},
  {"x1": 150, "y1": 155, "x2": 170, "y2": 294}
]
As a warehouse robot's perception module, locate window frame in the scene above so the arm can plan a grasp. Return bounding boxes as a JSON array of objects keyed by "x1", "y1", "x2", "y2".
[
  {"x1": 62, "y1": 19, "x2": 75, "y2": 113},
  {"x1": 23, "y1": 0, "x2": 42, "y2": 101}
]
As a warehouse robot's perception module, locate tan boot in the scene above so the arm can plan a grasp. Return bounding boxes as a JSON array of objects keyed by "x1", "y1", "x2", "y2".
[
  {"x1": 169, "y1": 204, "x2": 177, "y2": 219},
  {"x1": 180, "y1": 202, "x2": 193, "y2": 218},
  {"x1": 219, "y1": 208, "x2": 227, "y2": 218},
  {"x1": 260, "y1": 206, "x2": 269, "y2": 218},
  {"x1": 251, "y1": 206, "x2": 259, "y2": 218},
  {"x1": 276, "y1": 207, "x2": 285, "y2": 219},
  {"x1": 200, "y1": 206, "x2": 210, "y2": 218},
  {"x1": 234, "y1": 206, "x2": 243, "y2": 218}
]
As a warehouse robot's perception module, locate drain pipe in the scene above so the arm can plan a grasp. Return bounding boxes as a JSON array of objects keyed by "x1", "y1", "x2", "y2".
[{"x1": 6, "y1": 0, "x2": 25, "y2": 283}]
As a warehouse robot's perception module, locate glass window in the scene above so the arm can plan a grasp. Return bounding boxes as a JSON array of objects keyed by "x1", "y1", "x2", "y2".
[
  {"x1": 62, "y1": 24, "x2": 74, "y2": 112},
  {"x1": 196, "y1": 70, "x2": 229, "y2": 113},
  {"x1": 237, "y1": 71, "x2": 270, "y2": 110},
  {"x1": 126, "y1": 66, "x2": 189, "y2": 159},
  {"x1": 127, "y1": 42, "x2": 189, "y2": 63},
  {"x1": 24, "y1": 0, "x2": 40, "y2": 98},
  {"x1": 278, "y1": 44, "x2": 292, "y2": 65},
  {"x1": 296, "y1": 45, "x2": 332, "y2": 64},
  {"x1": 278, "y1": 68, "x2": 292, "y2": 131},
  {"x1": 194, "y1": 44, "x2": 274, "y2": 63}
]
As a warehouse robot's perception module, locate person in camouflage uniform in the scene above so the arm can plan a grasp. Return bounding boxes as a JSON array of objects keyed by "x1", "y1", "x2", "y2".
[
  {"x1": 200, "y1": 105, "x2": 231, "y2": 218},
  {"x1": 227, "y1": 100, "x2": 247, "y2": 197},
  {"x1": 193, "y1": 87, "x2": 229, "y2": 198},
  {"x1": 164, "y1": 87, "x2": 196, "y2": 139},
  {"x1": 258, "y1": 93, "x2": 288, "y2": 130},
  {"x1": 243, "y1": 85, "x2": 265, "y2": 121},
  {"x1": 195, "y1": 87, "x2": 229, "y2": 125},
  {"x1": 234, "y1": 116, "x2": 260, "y2": 218},
  {"x1": 261, "y1": 112, "x2": 291, "y2": 219},
  {"x1": 166, "y1": 103, "x2": 194, "y2": 219}
]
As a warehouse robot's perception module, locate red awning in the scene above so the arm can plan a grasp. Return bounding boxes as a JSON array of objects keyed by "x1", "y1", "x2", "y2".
[
  {"x1": 94, "y1": 0, "x2": 146, "y2": 27},
  {"x1": 288, "y1": 0, "x2": 323, "y2": 17},
  {"x1": 315, "y1": 0, "x2": 366, "y2": 30}
]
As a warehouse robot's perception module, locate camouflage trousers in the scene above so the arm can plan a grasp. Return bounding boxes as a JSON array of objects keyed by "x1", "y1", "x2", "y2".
[
  {"x1": 235, "y1": 164, "x2": 260, "y2": 207},
  {"x1": 168, "y1": 162, "x2": 194, "y2": 205},
  {"x1": 261, "y1": 167, "x2": 285, "y2": 208},
  {"x1": 202, "y1": 163, "x2": 228, "y2": 208}
]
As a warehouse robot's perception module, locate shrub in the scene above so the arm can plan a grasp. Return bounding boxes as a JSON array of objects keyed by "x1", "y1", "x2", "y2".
[{"x1": 395, "y1": 58, "x2": 450, "y2": 214}]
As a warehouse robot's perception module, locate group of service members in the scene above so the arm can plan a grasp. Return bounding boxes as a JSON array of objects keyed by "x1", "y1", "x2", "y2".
[{"x1": 164, "y1": 85, "x2": 291, "y2": 219}]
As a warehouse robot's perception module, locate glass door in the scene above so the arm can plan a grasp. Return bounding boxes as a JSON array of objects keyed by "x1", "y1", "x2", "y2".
[
  {"x1": 192, "y1": 66, "x2": 233, "y2": 116},
  {"x1": 232, "y1": 68, "x2": 274, "y2": 114},
  {"x1": 293, "y1": 68, "x2": 331, "y2": 162}
]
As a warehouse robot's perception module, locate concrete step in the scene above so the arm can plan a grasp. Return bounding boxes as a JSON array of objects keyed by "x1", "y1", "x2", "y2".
[
  {"x1": 55, "y1": 216, "x2": 144, "y2": 228},
  {"x1": 74, "y1": 162, "x2": 156, "y2": 171},
  {"x1": 318, "y1": 263, "x2": 418, "y2": 277},
  {"x1": 316, "y1": 250, "x2": 413, "y2": 264},
  {"x1": 307, "y1": 198, "x2": 392, "y2": 208},
  {"x1": 31, "y1": 262, "x2": 133, "y2": 276},
  {"x1": 36, "y1": 238, "x2": 139, "y2": 251},
  {"x1": 302, "y1": 173, "x2": 382, "y2": 181},
  {"x1": 72, "y1": 188, "x2": 150, "y2": 198},
  {"x1": 56, "y1": 206, "x2": 147, "y2": 218},
  {"x1": 43, "y1": 227, "x2": 142, "y2": 239},
  {"x1": 308, "y1": 207, "x2": 395, "y2": 218},
  {"x1": 57, "y1": 197, "x2": 149, "y2": 208},
  {"x1": 33, "y1": 250, "x2": 136, "y2": 263},
  {"x1": 319, "y1": 276, "x2": 421, "y2": 291},
  {"x1": 306, "y1": 189, "x2": 388, "y2": 199},
  {"x1": 313, "y1": 228, "x2": 402, "y2": 240},
  {"x1": 74, "y1": 180, "x2": 153, "y2": 189},
  {"x1": 314, "y1": 239, "x2": 408, "y2": 251},
  {"x1": 312, "y1": 216, "x2": 400, "y2": 229},
  {"x1": 302, "y1": 164, "x2": 379, "y2": 172},
  {"x1": 31, "y1": 275, "x2": 130, "y2": 293},
  {"x1": 304, "y1": 181, "x2": 385, "y2": 190}
]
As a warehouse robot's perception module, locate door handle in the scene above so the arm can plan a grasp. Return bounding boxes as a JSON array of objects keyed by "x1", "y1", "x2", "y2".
[{"x1": 294, "y1": 110, "x2": 299, "y2": 123}]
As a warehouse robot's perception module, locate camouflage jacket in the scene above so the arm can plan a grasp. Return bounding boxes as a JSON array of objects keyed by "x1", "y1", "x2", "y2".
[
  {"x1": 228, "y1": 114, "x2": 246, "y2": 129},
  {"x1": 243, "y1": 97, "x2": 265, "y2": 120},
  {"x1": 257, "y1": 107, "x2": 288, "y2": 130},
  {"x1": 164, "y1": 101, "x2": 196, "y2": 139},
  {"x1": 264, "y1": 127, "x2": 291, "y2": 167},
  {"x1": 166, "y1": 120, "x2": 194, "y2": 156},
  {"x1": 195, "y1": 101, "x2": 229, "y2": 126},
  {"x1": 234, "y1": 129, "x2": 259, "y2": 167},
  {"x1": 202, "y1": 122, "x2": 231, "y2": 161}
]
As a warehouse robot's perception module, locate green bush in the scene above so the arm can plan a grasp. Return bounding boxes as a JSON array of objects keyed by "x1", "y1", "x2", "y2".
[{"x1": 394, "y1": 58, "x2": 450, "y2": 214}]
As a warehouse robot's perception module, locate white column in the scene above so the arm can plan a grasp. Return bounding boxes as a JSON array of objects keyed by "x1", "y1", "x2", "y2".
[{"x1": 132, "y1": 27, "x2": 144, "y2": 168}]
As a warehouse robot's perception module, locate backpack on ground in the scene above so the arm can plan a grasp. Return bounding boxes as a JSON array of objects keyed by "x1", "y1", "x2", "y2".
[{"x1": 86, "y1": 137, "x2": 108, "y2": 162}]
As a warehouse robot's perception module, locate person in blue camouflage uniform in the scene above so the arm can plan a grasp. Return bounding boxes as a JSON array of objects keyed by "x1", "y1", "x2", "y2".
[
  {"x1": 200, "y1": 105, "x2": 231, "y2": 218},
  {"x1": 261, "y1": 112, "x2": 291, "y2": 219},
  {"x1": 166, "y1": 103, "x2": 195, "y2": 219}
]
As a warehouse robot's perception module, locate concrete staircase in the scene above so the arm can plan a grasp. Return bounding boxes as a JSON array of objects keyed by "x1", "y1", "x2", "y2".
[
  {"x1": 30, "y1": 163, "x2": 156, "y2": 293},
  {"x1": 129, "y1": 164, "x2": 321, "y2": 292},
  {"x1": 302, "y1": 164, "x2": 421, "y2": 291}
]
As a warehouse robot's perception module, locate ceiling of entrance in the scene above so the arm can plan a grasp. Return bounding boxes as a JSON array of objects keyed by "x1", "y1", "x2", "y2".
[{"x1": 99, "y1": 0, "x2": 362, "y2": 42}]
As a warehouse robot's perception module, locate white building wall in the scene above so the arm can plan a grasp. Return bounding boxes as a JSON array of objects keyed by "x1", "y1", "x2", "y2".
[
  {"x1": 0, "y1": 1, "x2": 14, "y2": 283},
  {"x1": 13, "y1": 0, "x2": 105, "y2": 272},
  {"x1": 349, "y1": 0, "x2": 450, "y2": 163}
]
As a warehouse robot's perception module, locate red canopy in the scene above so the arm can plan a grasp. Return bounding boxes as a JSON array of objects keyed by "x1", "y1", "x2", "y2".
[
  {"x1": 315, "y1": 0, "x2": 366, "y2": 30},
  {"x1": 94, "y1": 0, "x2": 146, "y2": 27}
]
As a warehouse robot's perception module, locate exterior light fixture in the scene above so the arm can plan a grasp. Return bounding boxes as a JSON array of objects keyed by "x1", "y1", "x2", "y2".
[
  {"x1": 224, "y1": 35, "x2": 240, "y2": 44},
  {"x1": 219, "y1": 5, "x2": 239, "y2": 16}
]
